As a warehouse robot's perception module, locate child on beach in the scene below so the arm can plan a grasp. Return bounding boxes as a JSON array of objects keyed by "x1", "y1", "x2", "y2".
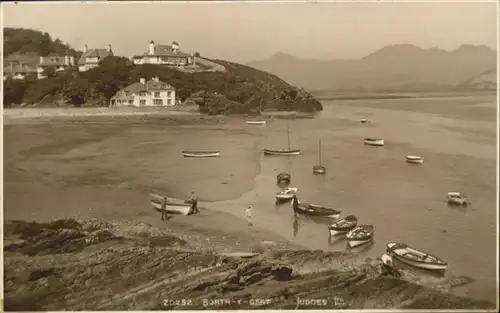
[{"x1": 245, "y1": 205, "x2": 253, "y2": 226}]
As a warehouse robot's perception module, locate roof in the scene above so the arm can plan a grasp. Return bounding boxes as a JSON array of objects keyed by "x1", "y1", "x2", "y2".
[
  {"x1": 133, "y1": 44, "x2": 190, "y2": 58},
  {"x1": 112, "y1": 79, "x2": 175, "y2": 99},
  {"x1": 77, "y1": 48, "x2": 113, "y2": 65},
  {"x1": 4, "y1": 63, "x2": 37, "y2": 74},
  {"x1": 4, "y1": 53, "x2": 40, "y2": 67},
  {"x1": 39, "y1": 56, "x2": 71, "y2": 67}
]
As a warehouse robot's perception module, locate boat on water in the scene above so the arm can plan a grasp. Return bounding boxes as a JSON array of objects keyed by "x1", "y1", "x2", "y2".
[
  {"x1": 406, "y1": 155, "x2": 424, "y2": 164},
  {"x1": 386, "y1": 242, "x2": 448, "y2": 271},
  {"x1": 263, "y1": 125, "x2": 300, "y2": 156},
  {"x1": 182, "y1": 150, "x2": 220, "y2": 158},
  {"x1": 276, "y1": 172, "x2": 291, "y2": 184},
  {"x1": 364, "y1": 138, "x2": 384, "y2": 147},
  {"x1": 328, "y1": 215, "x2": 358, "y2": 236},
  {"x1": 447, "y1": 192, "x2": 469, "y2": 206},
  {"x1": 361, "y1": 118, "x2": 368, "y2": 123},
  {"x1": 246, "y1": 120, "x2": 266, "y2": 125},
  {"x1": 346, "y1": 225, "x2": 374, "y2": 248},
  {"x1": 276, "y1": 187, "x2": 298, "y2": 201},
  {"x1": 292, "y1": 197, "x2": 340, "y2": 218},
  {"x1": 312, "y1": 139, "x2": 326, "y2": 174}
]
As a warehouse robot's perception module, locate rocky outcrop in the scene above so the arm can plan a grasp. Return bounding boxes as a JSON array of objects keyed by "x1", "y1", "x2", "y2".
[{"x1": 3, "y1": 219, "x2": 496, "y2": 311}]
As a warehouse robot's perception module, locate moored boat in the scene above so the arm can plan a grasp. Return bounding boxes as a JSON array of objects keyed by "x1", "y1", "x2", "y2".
[
  {"x1": 364, "y1": 138, "x2": 384, "y2": 147},
  {"x1": 151, "y1": 200, "x2": 192, "y2": 215},
  {"x1": 406, "y1": 155, "x2": 424, "y2": 164},
  {"x1": 182, "y1": 150, "x2": 220, "y2": 158},
  {"x1": 292, "y1": 197, "x2": 340, "y2": 218},
  {"x1": 264, "y1": 125, "x2": 300, "y2": 156},
  {"x1": 246, "y1": 120, "x2": 266, "y2": 125},
  {"x1": 276, "y1": 187, "x2": 298, "y2": 201},
  {"x1": 328, "y1": 215, "x2": 358, "y2": 236},
  {"x1": 386, "y1": 242, "x2": 448, "y2": 271},
  {"x1": 361, "y1": 118, "x2": 368, "y2": 123},
  {"x1": 312, "y1": 139, "x2": 326, "y2": 174},
  {"x1": 346, "y1": 225, "x2": 374, "y2": 248},
  {"x1": 447, "y1": 192, "x2": 468, "y2": 205}
]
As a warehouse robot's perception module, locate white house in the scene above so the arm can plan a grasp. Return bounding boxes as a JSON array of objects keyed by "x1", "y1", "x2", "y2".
[
  {"x1": 110, "y1": 77, "x2": 176, "y2": 107},
  {"x1": 77, "y1": 44, "x2": 114, "y2": 72},
  {"x1": 132, "y1": 40, "x2": 194, "y2": 66}
]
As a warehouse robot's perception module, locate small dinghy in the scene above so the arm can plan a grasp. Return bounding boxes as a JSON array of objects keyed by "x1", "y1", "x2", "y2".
[
  {"x1": 151, "y1": 200, "x2": 192, "y2": 215},
  {"x1": 276, "y1": 172, "x2": 291, "y2": 184},
  {"x1": 346, "y1": 225, "x2": 374, "y2": 248},
  {"x1": 246, "y1": 120, "x2": 266, "y2": 125},
  {"x1": 386, "y1": 242, "x2": 448, "y2": 271},
  {"x1": 276, "y1": 187, "x2": 298, "y2": 201},
  {"x1": 292, "y1": 197, "x2": 340, "y2": 219},
  {"x1": 182, "y1": 150, "x2": 220, "y2": 158},
  {"x1": 328, "y1": 215, "x2": 358, "y2": 236},
  {"x1": 364, "y1": 138, "x2": 384, "y2": 147},
  {"x1": 447, "y1": 192, "x2": 469, "y2": 206},
  {"x1": 406, "y1": 155, "x2": 424, "y2": 164}
]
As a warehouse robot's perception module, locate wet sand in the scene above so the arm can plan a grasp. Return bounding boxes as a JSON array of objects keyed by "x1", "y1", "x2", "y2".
[{"x1": 3, "y1": 92, "x2": 498, "y2": 307}]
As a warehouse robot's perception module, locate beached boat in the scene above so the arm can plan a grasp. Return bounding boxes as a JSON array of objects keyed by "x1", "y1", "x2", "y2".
[
  {"x1": 312, "y1": 139, "x2": 326, "y2": 174},
  {"x1": 447, "y1": 192, "x2": 468, "y2": 205},
  {"x1": 276, "y1": 187, "x2": 298, "y2": 201},
  {"x1": 292, "y1": 197, "x2": 340, "y2": 218},
  {"x1": 182, "y1": 150, "x2": 220, "y2": 158},
  {"x1": 386, "y1": 242, "x2": 448, "y2": 271},
  {"x1": 246, "y1": 120, "x2": 266, "y2": 125},
  {"x1": 328, "y1": 215, "x2": 358, "y2": 236},
  {"x1": 406, "y1": 155, "x2": 424, "y2": 164},
  {"x1": 276, "y1": 172, "x2": 292, "y2": 184},
  {"x1": 151, "y1": 200, "x2": 192, "y2": 215},
  {"x1": 263, "y1": 125, "x2": 300, "y2": 156},
  {"x1": 346, "y1": 225, "x2": 374, "y2": 248},
  {"x1": 364, "y1": 138, "x2": 384, "y2": 147}
]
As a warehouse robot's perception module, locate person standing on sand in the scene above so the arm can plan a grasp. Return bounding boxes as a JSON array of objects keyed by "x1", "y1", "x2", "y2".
[
  {"x1": 161, "y1": 197, "x2": 170, "y2": 221},
  {"x1": 292, "y1": 195, "x2": 299, "y2": 217},
  {"x1": 246, "y1": 205, "x2": 253, "y2": 226},
  {"x1": 188, "y1": 191, "x2": 200, "y2": 215}
]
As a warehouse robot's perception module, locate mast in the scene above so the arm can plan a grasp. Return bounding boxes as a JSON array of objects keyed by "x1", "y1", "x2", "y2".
[
  {"x1": 319, "y1": 139, "x2": 322, "y2": 165},
  {"x1": 287, "y1": 125, "x2": 291, "y2": 151}
]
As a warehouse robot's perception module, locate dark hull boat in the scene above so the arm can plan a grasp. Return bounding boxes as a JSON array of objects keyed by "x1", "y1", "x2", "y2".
[
  {"x1": 386, "y1": 242, "x2": 448, "y2": 271},
  {"x1": 328, "y1": 215, "x2": 358, "y2": 236},
  {"x1": 293, "y1": 198, "x2": 340, "y2": 218},
  {"x1": 346, "y1": 225, "x2": 374, "y2": 248}
]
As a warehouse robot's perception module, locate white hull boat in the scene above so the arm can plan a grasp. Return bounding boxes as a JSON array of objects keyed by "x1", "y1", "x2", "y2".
[
  {"x1": 276, "y1": 187, "x2": 298, "y2": 200},
  {"x1": 386, "y1": 242, "x2": 448, "y2": 271},
  {"x1": 312, "y1": 139, "x2": 326, "y2": 174},
  {"x1": 447, "y1": 192, "x2": 468, "y2": 205},
  {"x1": 151, "y1": 201, "x2": 192, "y2": 215},
  {"x1": 328, "y1": 215, "x2": 358, "y2": 236},
  {"x1": 346, "y1": 225, "x2": 374, "y2": 248},
  {"x1": 364, "y1": 138, "x2": 384, "y2": 147},
  {"x1": 264, "y1": 125, "x2": 300, "y2": 156},
  {"x1": 246, "y1": 121, "x2": 266, "y2": 125},
  {"x1": 182, "y1": 150, "x2": 220, "y2": 158},
  {"x1": 406, "y1": 155, "x2": 424, "y2": 164}
]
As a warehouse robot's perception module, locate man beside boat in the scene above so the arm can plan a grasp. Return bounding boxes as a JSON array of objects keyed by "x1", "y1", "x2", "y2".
[
  {"x1": 160, "y1": 196, "x2": 170, "y2": 221},
  {"x1": 186, "y1": 191, "x2": 200, "y2": 215}
]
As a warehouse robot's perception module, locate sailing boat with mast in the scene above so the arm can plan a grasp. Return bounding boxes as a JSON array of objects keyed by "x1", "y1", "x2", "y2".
[
  {"x1": 313, "y1": 139, "x2": 326, "y2": 174},
  {"x1": 263, "y1": 125, "x2": 300, "y2": 156},
  {"x1": 246, "y1": 98, "x2": 267, "y2": 125}
]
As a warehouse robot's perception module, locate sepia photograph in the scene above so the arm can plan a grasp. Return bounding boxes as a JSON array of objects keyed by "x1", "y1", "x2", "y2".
[{"x1": 2, "y1": 0, "x2": 498, "y2": 311}]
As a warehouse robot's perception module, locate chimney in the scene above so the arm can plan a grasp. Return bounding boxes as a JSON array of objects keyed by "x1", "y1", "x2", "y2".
[
  {"x1": 153, "y1": 77, "x2": 159, "y2": 83},
  {"x1": 107, "y1": 44, "x2": 112, "y2": 53},
  {"x1": 172, "y1": 41, "x2": 179, "y2": 53},
  {"x1": 83, "y1": 44, "x2": 88, "y2": 53},
  {"x1": 192, "y1": 53, "x2": 196, "y2": 66},
  {"x1": 140, "y1": 78, "x2": 146, "y2": 84},
  {"x1": 149, "y1": 40, "x2": 155, "y2": 55},
  {"x1": 39, "y1": 56, "x2": 44, "y2": 64},
  {"x1": 65, "y1": 55, "x2": 70, "y2": 65}
]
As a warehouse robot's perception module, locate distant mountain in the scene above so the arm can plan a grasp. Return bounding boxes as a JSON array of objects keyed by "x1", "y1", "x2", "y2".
[{"x1": 247, "y1": 44, "x2": 497, "y2": 92}]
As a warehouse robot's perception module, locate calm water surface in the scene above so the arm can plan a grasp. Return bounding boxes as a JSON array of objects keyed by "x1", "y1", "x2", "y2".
[{"x1": 211, "y1": 95, "x2": 497, "y2": 302}]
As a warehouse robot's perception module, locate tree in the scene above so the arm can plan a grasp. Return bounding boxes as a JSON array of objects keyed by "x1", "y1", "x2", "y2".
[
  {"x1": 62, "y1": 78, "x2": 90, "y2": 107},
  {"x1": 42, "y1": 67, "x2": 56, "y2": 78},
  {"x1": 4, "y1": 79, "x2": 29, "y2": 107}
]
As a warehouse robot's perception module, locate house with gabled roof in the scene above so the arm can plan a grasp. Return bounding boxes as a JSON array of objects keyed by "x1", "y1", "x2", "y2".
[
  {"x1": 3, "y1": 53, "x2": 39, "y2": 80},
  {"x1": 132, "y1": 40, "x2": 194, "y2": 66},
  {"x1": 78, "y1": 44, "x2": 114, "y2": 72},
  {"x1": 110, "y1": 77, "x2": 176, "y2": 107},
  {"x1": 37, "y1": 54, "x2": 76, "y2": 79}
]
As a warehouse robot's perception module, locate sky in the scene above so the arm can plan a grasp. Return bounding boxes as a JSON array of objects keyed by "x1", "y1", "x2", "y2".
[{"x1": 2, "y1": 1, "x2": 498, "y2": 63}]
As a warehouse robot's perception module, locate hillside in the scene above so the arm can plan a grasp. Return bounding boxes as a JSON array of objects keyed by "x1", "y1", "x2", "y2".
[
  {"x1": 3, "y1": 28, "x2": 322, "y2": 114},
  {"x1": 456, "y1": 68, "x2": 497, "y2": 91},
  {"x1": 247, "y1": 44, "x2": 497, "y2": 92}
]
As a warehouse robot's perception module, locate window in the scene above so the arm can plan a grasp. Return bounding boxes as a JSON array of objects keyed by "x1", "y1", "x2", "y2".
[
  {"x1": 167, "y1": 91, "x2": 171, "y2": 97},
  {"x1": 139, "y1": 91, "x2": 146, "y2": 97},
  {"x1": 153, "y1": 99, "x2": 163, "y2": 105},
  {"x1": 154, "y1": 92, "x2": 160, "y2": 98},
  {"x1": 140, "y1": 100, "x2": 146, "y2": 106},
  {"x1": 167, "y1": 99, "x2": 171, "y2": 105}
]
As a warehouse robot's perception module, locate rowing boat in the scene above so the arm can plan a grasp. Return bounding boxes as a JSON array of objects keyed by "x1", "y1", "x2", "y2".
[
  {"x1": 406, "y1": 155, "x2": 424, "y2": 164},
  {"x1": 182, "y1": 150, "x2": 220, "y2": 158},
  {"x1": 151, "y1": 200, "x2": 192, "y2": 215},
  {"x1": 276, "y1": 187, "x2": 298, "y2": 201},
  {"x1": 364, "y1": 138, "x2": 384, "y2": 147},
  {"x1": 292, "y1": 197, "x2": 340, "y2": 218},
  {"x1": 386, "y1": 242, "x2": 448, "y2": 271},
  {"x1": 328, "y1": 215, "x2": 358, "y2": 236},
  {"x1": 346, "y1": 225, "x2": 374, "y2": 248},
  {"x1": 246, "y1": 120, "x2": 266, "y2": 125}
]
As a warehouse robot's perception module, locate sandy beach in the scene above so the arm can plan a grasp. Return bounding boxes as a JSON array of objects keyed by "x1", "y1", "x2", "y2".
[{"x1": 3, "y1": 92, "x2": 498, "y2": 309}]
